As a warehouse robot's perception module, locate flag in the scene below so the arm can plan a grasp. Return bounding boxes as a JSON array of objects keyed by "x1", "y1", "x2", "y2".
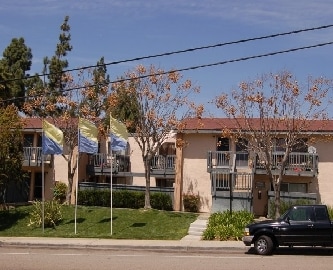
[
  {"x1": 78, "y1": 118, "x2": 98, "y2": 154},
  {"x1": 42, "y1": 120, "x2": 64, "y2": 155},
  {"x1": 110, "y1": 115, "x2": 128, "y2": 151}
]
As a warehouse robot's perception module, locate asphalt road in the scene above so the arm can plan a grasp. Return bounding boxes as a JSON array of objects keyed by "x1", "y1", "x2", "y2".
[{"x1": 1, "y1": 246, "x2": 333, "y2": 270}]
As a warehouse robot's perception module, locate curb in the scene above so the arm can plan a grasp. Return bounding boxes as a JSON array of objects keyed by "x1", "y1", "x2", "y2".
[{"x1": 0, "y1": 239, "x2": 248, "y2": 253}]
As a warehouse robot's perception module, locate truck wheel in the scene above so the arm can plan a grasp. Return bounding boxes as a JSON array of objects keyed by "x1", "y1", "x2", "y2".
[{"x1": 254, "y1": 235, "x2": 274, "y2": 255}]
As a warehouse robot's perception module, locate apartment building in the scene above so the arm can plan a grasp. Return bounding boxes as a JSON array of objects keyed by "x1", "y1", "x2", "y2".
[
  {"x1": 175, "y1": 118, "x2": 333, "y2": 216},
  {"x1": 10, "y1": 117, "x2": 333, "y2": 218}
]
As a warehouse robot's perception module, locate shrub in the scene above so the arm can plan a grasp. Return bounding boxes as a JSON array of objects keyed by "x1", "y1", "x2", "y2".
[
  {"x1": 53, "y1": 182, "x2": 67, "y2": 203},
  {"x1": 151, "y1": 192, "x2": 173, "y2": 211},
  {"x1": 28, "y1": 200, "x2": 62, "y2": 228},
  {"x1": 183, "y1": 193, "x2": 200, "y2": 212},
  {"x1": 202, "y1": 210, "x2": 254, "y2": 241},
  {"x1": 77, "y1": 189, "x2": 173, "y2": 210}
]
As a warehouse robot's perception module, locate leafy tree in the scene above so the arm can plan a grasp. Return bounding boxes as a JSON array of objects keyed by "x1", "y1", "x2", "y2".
[
  {"x1": 109, "y1": 76, "x2": 140, "y2": 133},
  {"x1": 214, "y1": 71, "x2": 333, "y2": 218},
  {"x1": 0, "y1": 105, "x2": 24, "y2": 209},
  {"x1": 47, "y1": 15, "x2": 72, "y2": 93},
  {"x1": 0, "y1": 37, "x2": 32, "y2": 108},
  {"x1": 110, "y1": 64, "x2": 203, "y2": 209}
]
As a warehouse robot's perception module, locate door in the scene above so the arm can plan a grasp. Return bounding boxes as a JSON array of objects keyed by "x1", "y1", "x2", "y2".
[
  {"x1": 277, "y1": 206, "x2": 316, "y2": 245},
  {"x1": 313, "y1": 206, "x2": 333, "y2": 245}
]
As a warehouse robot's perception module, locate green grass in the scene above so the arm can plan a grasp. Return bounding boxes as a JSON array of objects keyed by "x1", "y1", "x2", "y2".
[{"x1": 0, "y1": 205, "x2": 198, "y2": 240}]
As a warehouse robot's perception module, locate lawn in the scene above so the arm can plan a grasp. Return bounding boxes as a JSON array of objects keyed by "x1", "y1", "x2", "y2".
[{"x1": 0, "y1": 205, "x2": 198, "y2": 240}]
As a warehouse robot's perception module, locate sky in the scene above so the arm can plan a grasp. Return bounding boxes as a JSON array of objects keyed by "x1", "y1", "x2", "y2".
[{"x1": 1, "y1": 0, "x2": 333, "y2": 117}]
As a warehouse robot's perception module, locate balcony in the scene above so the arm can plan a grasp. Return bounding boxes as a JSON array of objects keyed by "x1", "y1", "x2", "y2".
[
  {"x1": 23, "y1": 147, "x2": 51, "y2": 167},
  {"x1": 87, "y1": 153, "x2": 130, "y2": 176},
  {"x1": 87, "y1": 154, "x2": 176, "y2": 177},
  {"x1": 254, "y1": 152, "x2": 318, "y2": 177},
  {"x1": 150, "y1": 155, "x2": 176, "y2": 176},
  {"x1": 207, "y1": 151, "x2": 249, "y2": 173}
]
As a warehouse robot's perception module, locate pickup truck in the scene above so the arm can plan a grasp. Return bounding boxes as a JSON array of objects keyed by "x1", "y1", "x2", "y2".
[{"x1": 242, "y1": 204, "x2": 333, "y2": 255}]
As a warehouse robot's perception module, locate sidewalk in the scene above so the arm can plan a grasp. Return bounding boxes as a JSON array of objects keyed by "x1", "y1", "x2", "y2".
[{"x1": 0, "y1": 237, "x2": 247, "y2": 252}]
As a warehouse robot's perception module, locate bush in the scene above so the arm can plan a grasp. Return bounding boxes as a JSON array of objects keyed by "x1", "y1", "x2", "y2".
[
  {"x1": 28, "y1": 200, "x2": 62, "y2": 228},
  {"x1": 77, "y1": 189, "x2": 173, "y2": 211},
  {"x1": 151, "y1": 192, "x2": 173, "y2": 211},
  {"x1": 202, "y1": 210, "x2": 254, "y2": 241},
  {"x1": 183, "y1": 193, "x2": 200, "y2": 212},
  {"x1": 53, "y1": 182, "x2": 67, "y2": 203}
]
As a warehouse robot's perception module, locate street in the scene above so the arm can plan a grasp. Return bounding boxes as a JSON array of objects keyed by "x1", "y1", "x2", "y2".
[{"x1": 1, "y1": 247, "x2": 333, "y2": 270}]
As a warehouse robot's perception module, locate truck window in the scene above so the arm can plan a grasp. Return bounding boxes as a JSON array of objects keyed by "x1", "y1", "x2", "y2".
[
  {"x1": 315, "y1": 207, "x2": 328, "y2": 221},
  {"x1": 289, "y1": 207, "x2": 308, "y2": 221}
]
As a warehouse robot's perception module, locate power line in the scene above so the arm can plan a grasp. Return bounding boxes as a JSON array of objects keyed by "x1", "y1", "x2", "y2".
[
  {"x1": 5, "y1": 40, "x2": 332, "y2": 104},
  {"x1": 1, "y1": 23, "x2": 333, "y2": 84}
]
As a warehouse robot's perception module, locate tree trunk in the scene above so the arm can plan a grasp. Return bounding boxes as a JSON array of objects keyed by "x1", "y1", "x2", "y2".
[
  {"x1": 274, "y1": 175, "x2": 282, "y2": 219},
  {"x1": 144, "y1": 157, "x2": 151, "y2": 209}
]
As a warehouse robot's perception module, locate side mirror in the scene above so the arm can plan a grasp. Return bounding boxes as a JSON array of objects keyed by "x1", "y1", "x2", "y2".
[{"x1": 285, "y1": 216, "x2": 290, "y2": 224}]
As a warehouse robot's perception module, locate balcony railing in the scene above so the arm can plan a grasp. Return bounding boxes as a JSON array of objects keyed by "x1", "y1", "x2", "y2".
[
  {"x1": 23, "y1": 147, "x2": 51, "y2": 166},
  {"x1": 254, "y1": 152, "x2": 318, "y2": 176},
  {"x1": 207, "y1": 151, "x2": 249, "y2": 172},
  {"x1": 88, "y1": 153, "x2": 176, "y2": 176},
  {"x1": 150, "y1": 155, "x2": 176, "y2": 175},
  {"x1": 88, "y1": 153, "x2": 130, "y2": 173}
]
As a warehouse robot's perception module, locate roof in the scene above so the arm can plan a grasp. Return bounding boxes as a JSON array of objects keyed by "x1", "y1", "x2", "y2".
[
  {"x1": 22, "y1": 117, "x2": 79, "y2": 131},
  {"x1": 181, "y1": 118, "x2": 333, "y2": 133}
]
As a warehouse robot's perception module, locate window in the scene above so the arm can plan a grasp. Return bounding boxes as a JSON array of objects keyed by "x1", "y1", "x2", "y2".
[
  {"x1": 288, "y1": 207, "x2": 309, "y2": 221},
  {"x1": 274, "y1": 138, "x2": 286, "y2": 152},
  {"x1": 156, "y1": 178, "x2": 174, "y2": 187},
  {"x1": 292, "y1": 138, "x2": 308, "y2": 152},
  {"x1": 280, "y1": 183, "x2": 307, "y2": 193},
  {"x1": 24, "y1": 134, "x2": 34, "y2": 147},
  {"x1": 217, "y1": 137, "x2": 229, "y2": 151},
  {"x1": 236, "y1": 138, "x2": 248, "y2": 166},
  {"x1": 315, "y1": 207, "x2": 328, "y2": 221}
]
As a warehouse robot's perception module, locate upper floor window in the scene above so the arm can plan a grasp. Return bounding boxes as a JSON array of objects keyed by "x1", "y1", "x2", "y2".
[
  {"x1": 159, "y1": 142, "x2": 175, "y2": 156},
  {"x1": 274, "y1": 138, "x2": 286, "y2": 152},
  {"x1": 217, "y1": 137, "x2": 229, "y2": 151},
  {"x1": 24, "y1": 134, "x2": 34, "y2": 147}
]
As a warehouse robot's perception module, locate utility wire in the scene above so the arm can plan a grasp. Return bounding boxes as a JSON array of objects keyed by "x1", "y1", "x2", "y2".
[
  {"x1": 1, "y1": 23, "x2": 333, "y2": 84},
  {"x1": 5, "y1": 40, "x2": 332, "y2": 103}
]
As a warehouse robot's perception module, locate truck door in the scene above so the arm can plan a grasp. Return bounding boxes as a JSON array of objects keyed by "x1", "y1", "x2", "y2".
[
  {"x1": 313, "y1": 206, "x2": 333, "y2": 245},
  {"x1": 278, "y1": 206, "x2": 316, "y2": 245}
]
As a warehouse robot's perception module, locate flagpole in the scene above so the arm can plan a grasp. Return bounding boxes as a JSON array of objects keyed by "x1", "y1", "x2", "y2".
[
  {"x1": 42, "y1": 127, "x2": 45, "y2": 233},
  {"x1": 75, "y1": 120, "x2": 80, "y2": 234},
  {"x1": 110, "y1": 124, "x2": 113, "y2": 236}
]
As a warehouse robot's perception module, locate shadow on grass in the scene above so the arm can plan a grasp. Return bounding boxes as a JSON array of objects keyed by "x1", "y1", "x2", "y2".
[
  {"x1": 131, "y1": 223, "x2": 146, "y2": 228},
  {"x1": 0, "y1": 210, "x2": 29, "y2": 231},
  {"x1": 66, "y1": 218, "x2": 86, "y2": 224},
  {"x1": 99, "y1": 216, "x2": 118, "y2": 223}
]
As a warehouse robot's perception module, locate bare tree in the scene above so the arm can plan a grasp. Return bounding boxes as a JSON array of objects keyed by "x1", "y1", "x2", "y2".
[
  {"x1": 110, "y1": 64, "x2": 203, "y2": 209},
  {"x1": 215, "y1": 71, "x2": 333, "y2": 218},
  {"x1": 24, "y1": 68, "x2": 109, "y2": 204}
]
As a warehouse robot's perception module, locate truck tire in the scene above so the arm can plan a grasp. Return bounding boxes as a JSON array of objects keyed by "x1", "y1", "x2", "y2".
[{"x1": 254, "y1": 235, "x2": 274, "y2": 255}]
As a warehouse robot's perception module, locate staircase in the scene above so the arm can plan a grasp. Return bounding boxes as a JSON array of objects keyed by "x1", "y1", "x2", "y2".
[{"x1": 181, "y1": 213, "x2": 209, "y2": 241}]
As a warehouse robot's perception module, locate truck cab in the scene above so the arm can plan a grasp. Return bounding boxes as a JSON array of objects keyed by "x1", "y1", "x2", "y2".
[{"x1": 243, "y1": 205, "x2": 333, "y2": 255}]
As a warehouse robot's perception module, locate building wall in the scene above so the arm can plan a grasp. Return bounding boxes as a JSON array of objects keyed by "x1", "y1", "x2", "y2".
[
  {"x1": 182, "y1": 133, "x2": 216, "y2": 212},
  {"x1": 314, "y1": 141, "x2": 333, "y2": 206},
  {"x1": 128, "y1": 137, "x2": 147, "y2": 186}
]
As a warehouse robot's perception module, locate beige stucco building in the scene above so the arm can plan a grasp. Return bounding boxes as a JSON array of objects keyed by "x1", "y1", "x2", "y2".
[{"x1": 12, "y1": 117, "x2": 333, "y2": 217}]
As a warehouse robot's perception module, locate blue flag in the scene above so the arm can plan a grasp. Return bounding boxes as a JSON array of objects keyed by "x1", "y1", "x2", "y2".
[
  {"x1": 42, "y1": 120, "x2": 64, "y2": 155},
  {"x1": 78, "y1": 118, "x2": 98, "y2": 154}
]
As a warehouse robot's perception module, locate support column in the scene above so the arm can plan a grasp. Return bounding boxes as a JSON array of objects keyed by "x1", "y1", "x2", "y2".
[{"x1": 173, "y1": 133, "x2": 183, "y2": 211}]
